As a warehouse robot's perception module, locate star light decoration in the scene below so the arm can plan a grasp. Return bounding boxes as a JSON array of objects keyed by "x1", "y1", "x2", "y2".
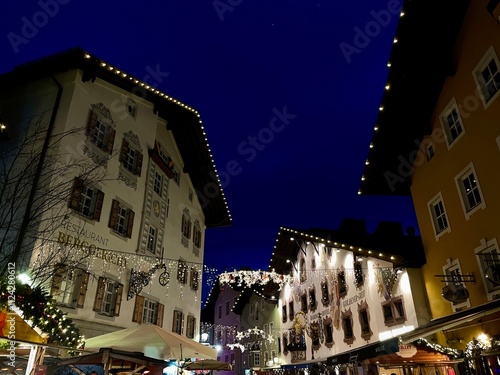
[
  {"x1": 218, "y1": 269, "x2": 292, "y2": 290},
  {"x1": 228, "y1": 327, "x2": 274, "y2": 352}
]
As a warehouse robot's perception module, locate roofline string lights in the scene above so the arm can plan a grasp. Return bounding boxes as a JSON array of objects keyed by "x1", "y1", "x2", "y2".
[
  {"x1": 82, "y1": 51, "x2": 231, "y2": 222},
  {"x1": 218, "y1": 269, "x2": 293, "y2": 290},
  {"x1": 268, "y1": 227, "x2": 398, "y2": 271},
  {"x1": 358, "y1": 8, "x2": 406, "y2": 196}
]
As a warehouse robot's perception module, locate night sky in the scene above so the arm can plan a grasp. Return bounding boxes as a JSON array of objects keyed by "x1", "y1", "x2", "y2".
[{"x1": 0, "y1": 0, "x2": 418, "y2": 301}]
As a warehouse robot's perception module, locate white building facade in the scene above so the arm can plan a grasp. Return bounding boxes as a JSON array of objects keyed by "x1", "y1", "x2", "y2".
[{"x1": 0, "y1": 48, "x2": 231, "y2": 341}]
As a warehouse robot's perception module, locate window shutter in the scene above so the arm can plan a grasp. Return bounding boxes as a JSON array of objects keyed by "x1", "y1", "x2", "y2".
[
  {"x1": 132, "y1": 295, "x2": 145, "y2": 323},
  {"x1": 188, "y1": 221, "x2": 192, "y2": 239},
  {"x1": 86, "y1": 111, "x2": 97, "y2": 136},
  {"x1": 114, "y1": 283, "x2": 123, "y2": 317},
  {"x1": 109, "y1": 199, "x2": 120, "y2": 229},
  {"x1": 172, "y1": 311, "x2": 178, "y2": 332},
  {"x1": 181, "y1": 215, "x2": 185, "y2": 235},
  {"x1": 93, "y1": 277, "x2": 105, "y2": 312},
  {"x1": 136, "y1": 152, "x2": 143, "y2": 176},
  {"x1": 119, "y1": 139, "x2": 129, "y2": 163},
  {"x1": 106, "y1": 127, "x2": 116, "y2": 154},
  {"x1": 76, "y1": 271, "x2": 89, "y2": 308},
  {"x1": 94, "y1": 190, "x2": 104, "y2": 221},
  {"x1": 51, "y1": 265, "x2": 66, "y2": 296},
  {"x1": 156, "y1": 303, "x2": 164, "y2": 327},
  {"x1": 69, "y1": 177, "x2": 84, "y2": 210},
  {"x1": 126, "y1": 210, "x2": 135, "y2": 239}
]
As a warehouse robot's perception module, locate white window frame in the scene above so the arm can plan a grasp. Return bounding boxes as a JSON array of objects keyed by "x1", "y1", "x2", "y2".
[
  {"x1": 172, "y1": 310, "x2": 184, "y2": 335},
  {"x1": 153, "y1": 171, "x2": 162, "y2": 195},
  {"x1": 426, "y1": 142, "x2": 435, "y2": 161},
  {"x1": 147, "y1": 226, "x2": 157, "y2": 253},
  {"x1": 443, "y1": 258, "x2": 471, "y2": 311},
  {"x1": 473, "y1": 45, "x2": 500, "y2": 108},
  {"x1": 142, "y1": 298, "x2": 159, "y2": 324},
  {"x1": 253, "y1": 352, "x2": 260, "y2": 367},
  {"x1": 475, "y1": 238, "x2": 500, "y2": 300},
  {"x1": 427, "y1": 191, "x2": 451, "y2": 240},
  {"x1": 101, "y1": 279, "x2": 119, "y2": 316},
  {"x1": 440, "y1": 98, "x2": 465, "y2": 149},
  {"x1": 454, "y1": 162, "x2": 486, "y2": 220}
]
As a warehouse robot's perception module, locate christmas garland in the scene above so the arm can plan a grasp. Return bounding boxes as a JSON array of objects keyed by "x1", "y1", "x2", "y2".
[{"x1": 0, "y1": 278, "x2": 85, "y2": 348}]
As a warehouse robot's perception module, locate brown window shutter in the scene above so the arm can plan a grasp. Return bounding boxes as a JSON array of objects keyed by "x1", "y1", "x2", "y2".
[
  {"x1": 51, "y1": 265, "x2": 66, "y2": 296},
  {"x1": 86, "y1": 110, "x2": 97, "y2": 136},
  {"x1": 69, "y1": 177, "x2": 84, "y2": 210},
  {"x1": 119, "y1": 139, "x2": 129, "y2": 163},
  {"x1": 188, "y1": 221, "x2": 192, "y2": 239},
  {"x1": 133, "y1": 295, "x2": 145, "y2": 323},
  {"x1": 76, "y1": 271, "x2": 89, "y2": 308},
  {"x1": 136, "y1": 152, "x2": 143, "y2": 176},
  {"x1": 93, "y1": 277, "x2": 105, "y2": 312},
  {"x1": 114, "y1": 283, "x2": 123, "y2": 316},
  {"x1": 181, "y1": 215, "x2": 185, "y2": 234},
  {"x1": 156, "y1": 303, "x2": 164, "y2": 327},
  {"x1": 109, "y1": 199, "x2": 120, "y2": 229},
  {"x1": 106, "y1": 127, "x2": 116, "y2": 154},
  {"x1": 126, "y1": 210, "x2": 135, "y2": 238},
  {"x1": 94, "y1": 190, "x2": 104, "y2": 221}
]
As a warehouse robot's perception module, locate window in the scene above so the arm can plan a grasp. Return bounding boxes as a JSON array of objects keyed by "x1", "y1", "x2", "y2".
[
  {"x1": 474, "y1": 45, "x2": 500, "y2": 106},
  {"x1": 455, "y1": 163, "x2": 485, "y2": 219},
  {"x1": 147, "y1": 226, "x2": 157, "y2": 253},
  {"x1": 323, "y1": 317, "x2": 334, "y2": 346},
  {"x1": 300, "y1": 258, "x2": 307, "y2": 283},
  {"x1": 382, "y1": 295, "x2": 407, "y2": 326},
  {"x1": 282, "y1": 333, "x2": 289, "y2": 354},
  {"x1": 177, "y1": 260, "x2": 187, "y2": 284},
  {"x1": 188, "y1": 188, "x2": 193, "y2": 202},
  {"x1": 300, "y1": 292, "x2": 307, "y2": 313},
  {"x1": 190, "y1": 268, "x2": 199, "y2": 291},
  {"x1": 193, "y1": 224, "x2": 202, "y2": 249},
  {"x1": 440, "y1": 99, "x2": 464, "y2": 147},
  {"x1": 443, "y1": 258, "x2": 471, "y2": 311},
  {"x1": 358, "y1": 301, "x2": 372, "y2": 340},
  {"x1": 109, "y1": 199, "x2": 135, "y2": 238},
  {"x1": 181, "y1": 209, "x2": 192, "y2": 240},
  {"x1": 119, "y1": 138, "x2": 143, "y2": 176},
  {"x1": 253, "y1": 352, "x2": 260, "y2": 367},
  {"x1": 172, "y1": 310, "x2": 184, "y2": 335},
  {"x1": 126, "y1": 98, "x2": 137, "y2": 118},
  {"x1": 309, "y1": 285, "x2": 317, "y2": 310},
  {"x1": 218, "y1": 305, "x2": 222, "y2": 319},
  {"x1": 321, "y1": 278, "x2": 330, "y2": 306},
  {"x1": 282, "y1": 304, "x2": 287, "y2": 323},
  {"x1": 154, "y1": 171, "x2": 162, "y2": 195},
  {"x1": 254, "y1": 303, "x2": 260, "y2": 321},
  {"x1": 186, "y1": 315, "x2": 196, "y2": 338},
  {"x1": 69, "y1": 177, "x2": 104, "y2": 221},
  {"x1": 172, "y1": 165, "x2": 181, "y2": 185},
  {"x1": 428, "y1": 192, "x2": 450, "y2": 239},
  {"x1": 225, "y1": 300, "x2": 230, "y2": 315},
  {"x1": 475, "y1": 238, "x2": 500, "y2": 297},
  {"x1": 263, "y1": 323, "x2": 268, "y2": 335},
  {"x1": 230, "y1": 353, "x2": 235, "y2": 365},
  {"x1": 86, "y1": 110, "x2": 115, "y2": 154},
  {"x1": 342, "y1": 310, "x2": 354, "y2": 344},
  {"x1": 269, "y1": 322, "x2": 274, "y2": 336},
  {"x1": 51, "y1": 265, "x2": 89, "y2": 308},
  {"x1": 337, "y1": 270, "x2": 347, "y2": 297},
  {"x1": 93, "y1": 277, "x2": 123, "y2": 317},
  {"x1": 132, "y1": 296, "x2": 164, "y2": 326},
  {"x1": 354, "y1": 259, "x2": 364, "y2": 287},
  {"x1": 288, "y1": 301, "x2": 294, "y2": 321},
  {"x1": 264, "y1": 352, "x2": 269, "y2": 366}
]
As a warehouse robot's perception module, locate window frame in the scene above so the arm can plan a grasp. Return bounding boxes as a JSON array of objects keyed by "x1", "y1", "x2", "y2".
[
  {"x1": 427, "y1": 191, "x2": 451, "y2": 240},
  {"x1": 186, "y1": 315, "x2": 196, "y2": 338},
  {"x1": 147, "y1": 225, "x2": 157, "y2": 253},
  {"x1": 475, "y1": 238, "x2": 500, "y2": 299},
  {"x1": 443, "y1": 258, "x2": 471, "y2": 311},
  {"x1": 119, "y1": 138, "x2": 143, "y2": 177},
  {"x1": 153, "y1": 171, "x2": 163, "y2": 195},
  {"x1": 473, "y1": 45, "x2": 500, "y2": 107},
  {"x1": 69, "y1": 177, "x2": 104, "y2": 221},
  {"x1": 439, "y1": 98, "x2": 465, "y2": 149},
  {"x1": 454, "y1": 162, "x2": 486, "y2": 220},
  {"x1": 50, "y1": 265, "x2": 89, "y2": 308},
  {"x1": 172, "y1": 310, "x2": 184, "y2": 335},
  {"x1": 108, "y1": 199, "x2": 135, "y2": 238},
  {"x1": 85, "y1": 110, "x2": 116, "y2": 155},
  {"x1": 177, "y1": 260, "x2": 187, "y2": 285},
  {"x1": 93, "y1": 276, "x2": 123, "y2": 317}
]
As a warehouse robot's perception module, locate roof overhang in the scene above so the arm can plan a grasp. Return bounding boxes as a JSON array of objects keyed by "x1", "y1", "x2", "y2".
[
  {"x1": 0, "y1": 47, "x2": 231, "y2": 227},
  {"x1": 359, "y1": 0, "x2": 470, "y2": 196}
]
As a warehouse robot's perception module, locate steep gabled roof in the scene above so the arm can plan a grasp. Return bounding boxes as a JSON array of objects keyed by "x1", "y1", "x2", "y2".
[{"x1": 0, "y1": 47, "x2": 231, "y2": 227}]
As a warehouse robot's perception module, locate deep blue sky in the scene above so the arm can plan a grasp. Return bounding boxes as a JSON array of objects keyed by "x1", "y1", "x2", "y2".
[{"x1": 0, "y1": 0, "x2": 418, "y2": 302}]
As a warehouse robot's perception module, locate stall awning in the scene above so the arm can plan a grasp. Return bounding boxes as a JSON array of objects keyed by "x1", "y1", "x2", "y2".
[
  {"x1": 281, "y1": 358, "x2": 328, "y2": 369},
  {"x1": 327, "y1": 338, "x2": 400, "y2": 365},
  {"x1": 400, "y1": 299, "x2": 500, "y2": 343}
]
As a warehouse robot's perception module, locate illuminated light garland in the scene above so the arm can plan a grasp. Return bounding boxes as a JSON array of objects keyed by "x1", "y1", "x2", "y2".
[
  {"x1": 465, "y1": 336, "x2": 500, "y2": 358},
  {"x1": 219, "y1": 269, "x2": 292, "y2": 290},
  {"x1": 413, "y1": 338, "x2": 462, "y2": 359},
  {"x1": 0, "y1": 278, "x2": 85, "y2": 348}
]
